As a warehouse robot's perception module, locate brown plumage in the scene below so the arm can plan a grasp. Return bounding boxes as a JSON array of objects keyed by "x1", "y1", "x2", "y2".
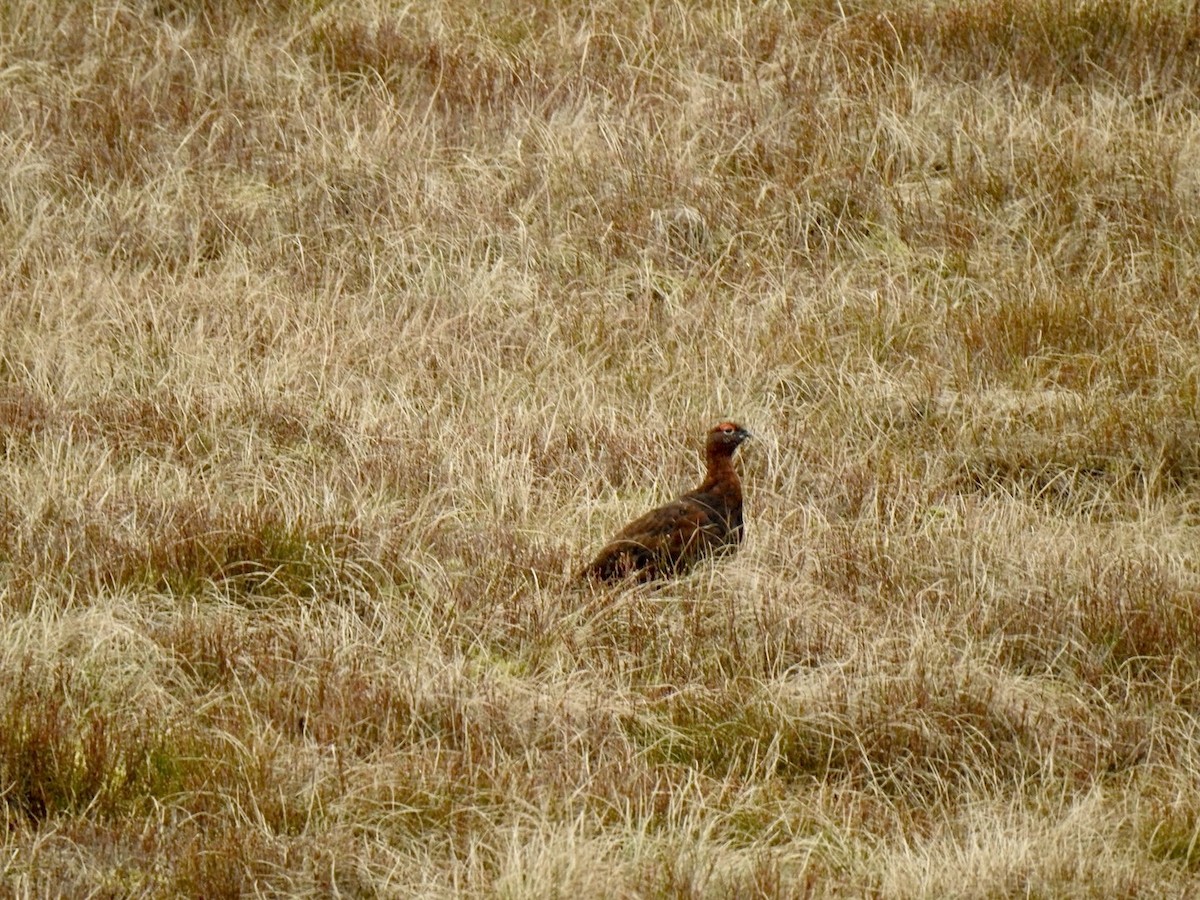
[{"x1": 582, "y1": 421, "x2": 752, "y2": 582}]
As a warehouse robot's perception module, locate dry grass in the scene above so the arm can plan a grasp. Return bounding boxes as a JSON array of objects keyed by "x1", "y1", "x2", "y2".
[{"x1": 4, "y1": 0, "x2": 1200, "y2": 895}]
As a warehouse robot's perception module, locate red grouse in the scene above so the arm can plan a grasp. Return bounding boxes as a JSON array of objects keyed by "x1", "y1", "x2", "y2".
[{"x1": 582, "y1": 421, "x2": 752, "y2": 582}]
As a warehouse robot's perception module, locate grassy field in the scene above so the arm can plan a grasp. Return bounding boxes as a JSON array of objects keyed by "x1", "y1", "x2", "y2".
[{"x1": 4, "y1": 0, "x2": 1200, "y2": 895}]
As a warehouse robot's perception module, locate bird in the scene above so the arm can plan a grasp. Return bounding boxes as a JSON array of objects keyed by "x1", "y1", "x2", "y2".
[{"x1": 581, "y1": 421, "x2": 752, "y2": 582}]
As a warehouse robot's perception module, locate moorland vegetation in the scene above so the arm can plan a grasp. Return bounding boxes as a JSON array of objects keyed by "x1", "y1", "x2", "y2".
[{"x1": 3, "y1": 0, "x2": 1200, "y2": 895}]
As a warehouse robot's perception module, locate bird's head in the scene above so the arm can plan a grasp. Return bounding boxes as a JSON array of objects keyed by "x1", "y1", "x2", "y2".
[{"x1": 708, "y1": 421, "x2": 752, "y2": 454}]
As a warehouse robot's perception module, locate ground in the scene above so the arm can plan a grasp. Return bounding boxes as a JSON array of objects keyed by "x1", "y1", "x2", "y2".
[{"x1": 3, "y1": 1, "x2": 1200, "y2": 896}]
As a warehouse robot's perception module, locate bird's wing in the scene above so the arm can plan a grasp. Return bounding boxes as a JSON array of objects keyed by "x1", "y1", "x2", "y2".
[{"x1": 608, "y1": 496, "x2": 723, "y2": 556}]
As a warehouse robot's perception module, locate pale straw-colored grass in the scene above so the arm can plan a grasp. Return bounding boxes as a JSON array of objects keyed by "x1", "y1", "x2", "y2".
[{"x1": 4, "y1": 0, "x2": 1200, "y2": 895}]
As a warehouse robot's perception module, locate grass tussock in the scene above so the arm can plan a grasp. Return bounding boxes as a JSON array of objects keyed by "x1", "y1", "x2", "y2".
[{"x1": 5, "y1": 0, "x2": 1200, "y2": 895}]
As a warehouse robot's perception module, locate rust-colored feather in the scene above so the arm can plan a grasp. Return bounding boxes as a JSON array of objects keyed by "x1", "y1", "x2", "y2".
[{"x1": 582, "y1": 421, "x2": 752, "y2": 582}]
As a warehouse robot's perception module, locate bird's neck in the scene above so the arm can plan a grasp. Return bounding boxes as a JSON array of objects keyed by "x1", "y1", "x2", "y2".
[{"x1": 698, "y1": 449, "x2": 741, "y2": 496}]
